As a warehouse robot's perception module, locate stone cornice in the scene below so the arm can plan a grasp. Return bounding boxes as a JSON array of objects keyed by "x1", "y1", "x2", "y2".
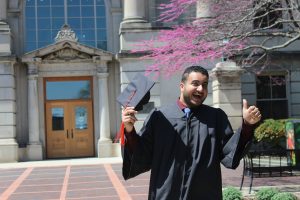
[{"x1": 211, "y1": 62, "x2": 244, "y2": 77}]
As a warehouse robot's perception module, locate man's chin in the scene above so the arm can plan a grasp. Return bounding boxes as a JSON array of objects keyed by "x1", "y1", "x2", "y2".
[{"x1": 189, "y1": 101, "x2": 203, "y2": 108}]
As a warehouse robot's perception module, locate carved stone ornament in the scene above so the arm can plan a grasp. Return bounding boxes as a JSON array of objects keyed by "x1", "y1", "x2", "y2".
[
  {"x1": 55, "y1": 24, "x2": 78, "y2": 42},
  {"x1": 27, "y1": 64, "x2": 38, "y2": 75},
  {"x1": 43, "y1": 47, "x2": 92, "y2": 60}
]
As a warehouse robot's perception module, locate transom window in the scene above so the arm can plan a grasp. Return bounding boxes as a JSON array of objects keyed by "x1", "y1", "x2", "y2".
[
  {"x1": 256, "y1": 75, "x2": 288, "y2": 120},
  {"x1": 46, "y1": 79, "x2": 91, "y2": 100},
  {"x1": 25, "y1": 0, "x2": 107, "y2": 52}
]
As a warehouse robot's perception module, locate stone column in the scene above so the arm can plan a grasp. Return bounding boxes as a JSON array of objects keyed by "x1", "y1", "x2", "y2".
[
  {"x1": 26, "y1": 62, "x2": 43, "y2": 160},
  {"x1": 95, "y1": 56, "x2": 120, "y2": 157},
  {"x1": 0, "y1": 60, "x2": 18, "y2": 163},
  {"x1": 211, "y1": 61, "x2": 244, "y2": 131},
  {"x1": 123, "y1": 0, "x2": 146, "y2": 23},
  {"x1": 0, "y1": 0, "x2": 7, "y2": 22},
  {"x1": 97, "y1": 72, "x2": 111, "y2": 142},
  {"x1": 119, "y1": 0, "x2": 151, "y2": 56}
]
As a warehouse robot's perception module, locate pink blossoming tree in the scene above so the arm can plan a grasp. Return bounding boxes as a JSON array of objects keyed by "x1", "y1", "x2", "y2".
[{"x1": 134, "y1": 0, "x2": 300, "y2": 77}]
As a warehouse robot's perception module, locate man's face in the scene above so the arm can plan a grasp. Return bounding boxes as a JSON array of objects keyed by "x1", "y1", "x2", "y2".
[{"x1": 180, "y1": 72, "x2": 208, "y2": 108}]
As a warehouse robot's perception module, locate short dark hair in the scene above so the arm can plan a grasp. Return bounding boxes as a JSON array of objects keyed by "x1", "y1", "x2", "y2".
[{"x1": 181, "y1": 66, "x2": 209, "y2": 83}]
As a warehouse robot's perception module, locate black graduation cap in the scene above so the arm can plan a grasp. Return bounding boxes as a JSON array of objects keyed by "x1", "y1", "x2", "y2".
[{"x1": 117, "y1": 73, "x2": 155, "y2": 111}]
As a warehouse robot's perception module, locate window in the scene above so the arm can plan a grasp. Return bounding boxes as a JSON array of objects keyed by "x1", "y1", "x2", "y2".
[
  {"x1": 150, "y1": 0, "x2": 196, "y2": 27},
  {"x1": 256, "y1": 75, "x2": 288, "y2": 120},
  {"x1": 24, "y1": 0, "x2": 107, "y2": 52},
  {"x1": 253, "y1": 1, "x2": 283, "y2": 29},
  {"x1": 46, "y1": 80, "x2": 91, "y2": 100}
]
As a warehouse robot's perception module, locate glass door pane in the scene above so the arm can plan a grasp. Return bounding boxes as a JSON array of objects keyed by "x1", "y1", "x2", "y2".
[
  {"x1": 52, "y1": 107, "x2": 64, "y2": 130},
  {"x1": 75, "y1": 106, "x2": 88, "y2": 130}
]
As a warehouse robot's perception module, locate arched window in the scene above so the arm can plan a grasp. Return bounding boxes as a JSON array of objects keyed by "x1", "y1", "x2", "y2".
[{"x1": 24, "y1": 0, "x2": 107, "y2": 52}]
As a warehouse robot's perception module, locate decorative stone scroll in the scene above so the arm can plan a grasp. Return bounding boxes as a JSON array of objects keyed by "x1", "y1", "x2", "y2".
[{"x1": 55, "y1": 24, "x2": 78, "y2": 42}]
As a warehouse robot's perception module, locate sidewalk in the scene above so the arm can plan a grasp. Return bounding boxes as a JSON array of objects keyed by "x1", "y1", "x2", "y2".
[{"x1": 0, "y1": 157, "x2": 299, "y2": 200}]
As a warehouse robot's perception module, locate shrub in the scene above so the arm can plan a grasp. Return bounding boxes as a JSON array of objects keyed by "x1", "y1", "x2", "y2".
[
  {"x1": 254, "y1": 119, "x2": 286, "y2": 143},
  {"x1": 255, "y1": 187, "x2": 279, "y2": 200},
  {"x1": 271, "y1": 192, "x2": 297, "y2": 200},
  {"x1": 222, "y1": 187, "x2": 243, "y2": 200}
]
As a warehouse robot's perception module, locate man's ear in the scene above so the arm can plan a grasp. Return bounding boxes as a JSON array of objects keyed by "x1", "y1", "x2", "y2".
[{"x1": 180, "y1": 82, "x2": 184, "y2": 90}]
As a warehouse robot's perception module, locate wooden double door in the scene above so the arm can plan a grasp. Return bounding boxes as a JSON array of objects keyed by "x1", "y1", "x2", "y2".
[{"x1": 46, "y1": 101, "x2": 94, "y2": 158}]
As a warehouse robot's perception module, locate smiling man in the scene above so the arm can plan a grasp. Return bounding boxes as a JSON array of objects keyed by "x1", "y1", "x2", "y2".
[{"x1": 121, "y1": 65, "x2": 261, "y2": 200}]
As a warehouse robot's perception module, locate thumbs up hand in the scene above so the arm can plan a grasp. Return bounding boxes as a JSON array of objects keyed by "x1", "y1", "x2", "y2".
[{"x1": 242, "y1": 99, "x2": 261, "y2": 125}]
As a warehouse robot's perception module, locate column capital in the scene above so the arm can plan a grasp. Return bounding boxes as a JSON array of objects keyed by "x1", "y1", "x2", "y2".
[
  {"x1": 28, "y1": 74, "x2": 38, "y2": 80},
  {"x1": 27, "y1": 64, "x2": 38, "y2": 76},
  {"x1": 97, "y1": 72, "x2": 109, "y2": 79},
  {"x1": 26, "y1": 58, "x2": 41, "y2": 76},
  {"x1": 211, "y1": 61, "x2": 244, "y2": 78}
]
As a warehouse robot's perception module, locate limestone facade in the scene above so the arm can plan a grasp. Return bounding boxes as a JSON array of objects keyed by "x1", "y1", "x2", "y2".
[{"x1": 0, "y1": 0, "x2": 300, "y2": 162}]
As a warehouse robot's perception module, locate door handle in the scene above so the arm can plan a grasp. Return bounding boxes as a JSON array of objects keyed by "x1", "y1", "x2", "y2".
[
  {"x1": 71, "y1": 129, "x2": 74, "y2": 138},
  {"x1": 66, "y1": 130, "x2": 69, "y2": 138}
]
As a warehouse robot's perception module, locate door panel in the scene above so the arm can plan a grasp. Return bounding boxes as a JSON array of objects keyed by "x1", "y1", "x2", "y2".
[
  {"x1": 46, "y1": 101, "x2": 94, "y2": 158},
  {"x1": 69, "y1": 102, "x2": 94, "y2": 157},
  {"x1": 46, "y1": 103, "x2": 70, "y2": 158}
]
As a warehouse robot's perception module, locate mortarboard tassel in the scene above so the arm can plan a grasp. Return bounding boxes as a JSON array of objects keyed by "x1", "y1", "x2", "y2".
[
  {"x1": 114, "y1": 122, "x2": 125, "y2": 146},
  {"x1": 120, "y1": 122, "x2": 125, "y2": 146}
]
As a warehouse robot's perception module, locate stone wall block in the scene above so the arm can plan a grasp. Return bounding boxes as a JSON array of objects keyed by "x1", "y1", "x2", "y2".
[
  {"x1": 0, "y1": 100, "x2": 15, "y2": 112},
  {"x1": 213, "y1": 89, "x2": 242, "y2": 104},
  {"x1": 291, "y1": 82, "x2": 300, "y2": 93},
  {"x1": 291, "y1": 93, "x2": 300, "y2": 104},
  {"x1": 212, "y1": 77, "x2": 241, "y2": 90},
  {"x1": 0, "y1": 113, "x2": 15, "y2": 125},
  {"x1": 0, "y1": 75, "x2": 15, "y2": 87},
  {"x1": 291, "y1": 71, "x2": 300, "y2": 81},
  {"x1": 0, "y1": 139, "x2": 18, "y2": 163},
  {"x1": 0, "y1": 125, "x2": 16, "y2": 138},
  {"x1": 291, "y1": 104, "x2": 300, "y2": 117},
  {"x1": 0, "y1": 88, "x2": 15, "y2": 100},
  {"x1": 0, "y1": 63, "x2": 14, "y2": 74}
]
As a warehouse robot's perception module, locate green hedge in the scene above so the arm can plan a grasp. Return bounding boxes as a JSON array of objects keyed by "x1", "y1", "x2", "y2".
[
  {"x1": 271, "y1": 192, "x2": 297, "y2": 200},
  {"x1": 222, "y1": 187, "x2": 243, "y2": 200},
  {"x1": 255, "y1": 188, "x2": 279, "y2": 200},
  {"x1": 254, "y1": 119, "x2": 286, "y2": 143}
]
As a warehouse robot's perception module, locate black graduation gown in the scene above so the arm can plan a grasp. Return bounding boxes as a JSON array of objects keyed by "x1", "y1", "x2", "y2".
[{"x1": 122, "y1": 103, "x2": 252, "y2": 200}]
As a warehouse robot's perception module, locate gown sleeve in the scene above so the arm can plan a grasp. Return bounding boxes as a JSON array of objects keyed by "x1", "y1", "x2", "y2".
[
  {"x1": 122, "y1": 109, "x2": 156, "y2": 180},
  {"x1": 218, "y1": 108, "x2": 255, "y2": 169}
]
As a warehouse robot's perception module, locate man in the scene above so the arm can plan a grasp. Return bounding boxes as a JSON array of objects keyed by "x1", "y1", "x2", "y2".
[{"x1": 122, "y1": 66, "x2": 261, "y2": 200}]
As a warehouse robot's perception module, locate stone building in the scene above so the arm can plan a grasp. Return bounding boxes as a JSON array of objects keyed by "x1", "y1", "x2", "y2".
[{"x1": 0, "y1": 0, "x2": 300, "y2": 163}]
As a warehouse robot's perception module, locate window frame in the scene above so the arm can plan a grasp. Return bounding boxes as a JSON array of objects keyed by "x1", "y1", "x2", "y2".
[
  {"x1": 256, "y1": 72, "x2": 289, "y2": 120},
  {"x1": 24, "y1": 0, "x2": 108, "y2": 52}
]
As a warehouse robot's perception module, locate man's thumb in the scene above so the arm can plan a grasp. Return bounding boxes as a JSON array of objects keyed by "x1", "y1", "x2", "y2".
[{"x1": 243, "y1": 99, "x2": 248, "y2": 109}]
